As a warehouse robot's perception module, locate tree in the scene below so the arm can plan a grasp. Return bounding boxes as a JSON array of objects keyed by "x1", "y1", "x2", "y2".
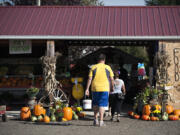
[
  {"x1": 9, "y1": 0, "x2": 103, "y2": 6},
  {"x1": 145, "y1": 0, "x2": 180, "y2": 5}
]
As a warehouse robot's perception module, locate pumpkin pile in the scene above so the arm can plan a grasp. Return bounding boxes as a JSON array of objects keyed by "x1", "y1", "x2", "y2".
[
  {"x1": 20, "y1": 102, "x2": 86, "y2": 123},
  {"x1": 128, "y1": 104, "x2": 180, "y2": 121}
]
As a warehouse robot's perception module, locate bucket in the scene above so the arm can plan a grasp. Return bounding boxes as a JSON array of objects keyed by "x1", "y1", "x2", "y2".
[
  {"x1": 83, "y1": 99, "x2": 92, "y2": 110},
  {"x1": 104, "y1": 105, "x2": 109, "y2": 111}
]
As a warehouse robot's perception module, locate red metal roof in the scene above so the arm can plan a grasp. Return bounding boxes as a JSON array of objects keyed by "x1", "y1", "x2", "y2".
[{"x1": 0, "y1": 6, "x2": 179, "y2": 39}]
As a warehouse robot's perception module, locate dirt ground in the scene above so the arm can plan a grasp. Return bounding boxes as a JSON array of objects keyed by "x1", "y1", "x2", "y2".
[{"x1": 0, "y1": 114, "x2": 180, "y2": 135}]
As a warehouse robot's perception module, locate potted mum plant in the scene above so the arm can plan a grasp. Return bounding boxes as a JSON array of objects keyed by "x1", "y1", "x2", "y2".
[
  {"x1": 26, "y1": 87, "x2": 39, "y2": 99},
  {"x1": 26, "y1": 87, "x2": 39, "y2": 109}
]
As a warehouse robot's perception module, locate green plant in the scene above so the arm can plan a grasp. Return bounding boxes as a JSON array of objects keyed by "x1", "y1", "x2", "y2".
[
  {"x1": 26, "y1": 87, "x2": 39, "y2": 98},
  {"x1": 133, "y1": 86, "x2": 163, "y2": 113}
]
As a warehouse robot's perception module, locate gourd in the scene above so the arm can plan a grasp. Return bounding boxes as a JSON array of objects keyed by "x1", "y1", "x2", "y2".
[
  {"x1": 37, "y1": 115, "x2": 44, "y2": 122},
  {"x1": 63, "y1": 107, "x2": 73, "y2": 121},
  {"x1": 142, "y1": 105, "x2": 151, "y2": 116},
  {"x1": 154, "y1": 105, "x2": 161, "y2": 111},
  {"x1": 166, "y1": 105, "x2": 173, "y2": 114},
  {"x1": 20, "y1": 107, "x2": 31, "y2": 120},
  {"x1": 50, "y1": 115, "x2": 56, "y2": 122},
  {"x1": 168, "y1": 115, "x2": 179, "y2": 121},
  {"x1": 162, "y1": 112, "x2": 168, "y2": 121},
  {"x1": 31, "y1": 116, "x2": 37, "y2": 122},
  {"x1": 141, "y1": 115, "x2": 150, "y2": 121}
]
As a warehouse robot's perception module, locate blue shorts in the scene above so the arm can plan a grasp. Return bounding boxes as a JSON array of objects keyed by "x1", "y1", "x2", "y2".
[{"x1": 92, "y1": 92, "x2": 109, "y2": 107}]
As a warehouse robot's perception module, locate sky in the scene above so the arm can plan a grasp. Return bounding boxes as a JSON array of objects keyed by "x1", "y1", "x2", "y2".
[{"x1": 102, "y1": 0, "x2": 145, "y2": 6}]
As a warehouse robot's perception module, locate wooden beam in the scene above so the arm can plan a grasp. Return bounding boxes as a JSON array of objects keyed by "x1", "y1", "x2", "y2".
[{"x1": 47, "y1": 41, "x2": 55, "y2": 57}]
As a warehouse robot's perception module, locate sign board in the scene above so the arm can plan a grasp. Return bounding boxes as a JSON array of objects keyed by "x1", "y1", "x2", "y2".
[{"x1": 9, "y1": 40, "x2": 32, "y2": 54}]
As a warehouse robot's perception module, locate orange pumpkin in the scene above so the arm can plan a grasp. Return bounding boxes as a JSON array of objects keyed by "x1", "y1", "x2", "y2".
[
  {"x1": 128, "y1": 111, "x2": 134, "y2": 117},
  {"x1": 33, "y1": 104, "x2": 45, "y2": 116},
  {"x1": 168, "y1": 115, "x2": 179, "y2": 121},
  {"x1": 150, "y1": 116, "x2": 159, "y2": 121},
  {"x1": 20, "y1": 107, "x2": 31, "y2": 120},
  {"x1": 166, "y1": 105, "x2": 173, "y2": 114},
  {"x1": 141, "y1": 115, "x2": 150, "y2": 121},
  {"x1": 142, "y1": 105, "x2": 151, "y2": 116},
  {"x1": 63, "y1": 107, "x2": 73, "y2": 121},
  {"x1": 78, "y1": 112, "x2": 86, "y2": 118},
  {"x1": 133, "y1": 114, "x2": 140, "y2": 119},
  {"x1": 173, "y1": 109, "x2": 180, "y2": 116},
  {"x1": 44, "y1": 115, "x2": 50, "y2": 123}
]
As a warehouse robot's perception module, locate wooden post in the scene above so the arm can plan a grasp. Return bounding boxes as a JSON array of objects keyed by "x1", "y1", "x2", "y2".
[
  {"x1": 47, "y1": 41, "x2": 55, "y2": 57},
  {"x1": 46, "y1": 40, "x2": 55, "y2": 104}
]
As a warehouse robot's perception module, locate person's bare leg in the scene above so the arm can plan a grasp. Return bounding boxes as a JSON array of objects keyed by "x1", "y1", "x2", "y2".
[
  {"x1": 93, "y1": 106, "x2": 99, "y2": 125},
  {"x1": 99, "y1": 107, "x2": 106, "y2": 126},
  {"x1": 99, "y1": 107, "x2": 105, "y2": 121}
]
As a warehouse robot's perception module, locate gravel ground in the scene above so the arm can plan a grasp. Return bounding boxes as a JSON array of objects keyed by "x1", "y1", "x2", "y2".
[{"x1": 0, "y1": 115, "x2": 180, "y2": 135}]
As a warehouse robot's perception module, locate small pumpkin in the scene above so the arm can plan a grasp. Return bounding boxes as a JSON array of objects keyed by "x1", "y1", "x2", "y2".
[
  {"x1": 142, "y1": 105, "x2": 151, "y2": 116},
  {"x1": 166, "y1": 105, "x2": 173, "y2": 114},
  {"x1": 168, "y1": 115, "x2": 179, "y2": 121},
  {"x1": 128, "y1": 111, "x2": 134, "y2": 117},
  {"x1": 133, "y1": 114, "x2": 140, "y2": 119},
  {"x1": 150, "y1": 116, "x2": 159, "y2": 121},
  {"x1": 44, "y1": 115, "x2": 50, "y2": 123},
  {"x1": 63, "y1": 107, "x2": 73, "y2": 121},
  {"x1": 141, "y1": 115, "x2": 150, "y2": 121},
  {"x1": 173, "y1": 109, "x2": 180, "y2": 116},
  {"x1": 34, "y1": 104, "x2": 45, "y2": 116},
  {"x1": 20, "y1": 107, "x2": 31, "y2": 120},
  {"x1": 78, "y1": 112, "x2": 86, "y2": 118}
]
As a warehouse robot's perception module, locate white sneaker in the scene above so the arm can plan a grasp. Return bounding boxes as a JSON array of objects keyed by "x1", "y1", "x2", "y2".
[
  {"x1": 93, "y1": 119, "x2": 99, "y2": 126},
  {"x1": 99, "y1": 121, "x2": 106, "y2": 127}
]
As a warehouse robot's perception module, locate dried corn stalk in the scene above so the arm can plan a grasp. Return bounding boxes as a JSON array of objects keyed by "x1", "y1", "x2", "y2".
[{"x1": 39, "y1": 52, "x2": 67, "y2": 105}]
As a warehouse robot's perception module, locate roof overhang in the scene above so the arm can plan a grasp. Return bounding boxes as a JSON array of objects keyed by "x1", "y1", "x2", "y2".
[{"x1": 0, "y1": 35, "x2": 180, "y2": 40}]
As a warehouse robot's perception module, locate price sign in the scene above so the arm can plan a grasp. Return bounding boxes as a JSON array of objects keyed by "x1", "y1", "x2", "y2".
[{"x1": 9, "y1": 40, "x2": 32, "y2": 54}]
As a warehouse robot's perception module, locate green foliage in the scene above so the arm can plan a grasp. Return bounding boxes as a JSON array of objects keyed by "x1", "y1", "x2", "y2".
[
  {"x1": 134, "y1": 87, "x2": 163, "y2": 107},
  {"x1": 26, "y1": 87, "x2": 39, "y2": 98},
  {"x1": 145, "y1": 0, "x2": 180, "y2": 6},
  {"x1": 116, "y1": 46, "x2": 149, "y2": 69},
  {"x1": 9, "y1": 0, "x2": 104, "y2": 6}
]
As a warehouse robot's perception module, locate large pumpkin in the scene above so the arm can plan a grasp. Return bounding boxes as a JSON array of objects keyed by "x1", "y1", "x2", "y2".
[
  {"x1": 168, "y1": 115, "x2": 179, "y2": 121},
  {"x1": 63, "y1": 107, "x2": 73, "y2": 121},
  {"x1": 20, "y1": 107, "x2": 31, "y2": 120},
  {"x1": 142, "y1": 105, "x2": 151, "y2": 116},
  {"x1": 166, "y1": 105, "x2": 173, "y2": 114},
  {"x1": 173, "y1": 109, "x2": 180, "y2": 116},
  {"x1": 33, "y1": 104, "x2": 45, "y2": 116}
]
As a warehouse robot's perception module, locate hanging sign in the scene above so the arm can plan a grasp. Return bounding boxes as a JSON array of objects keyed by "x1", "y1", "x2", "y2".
[{"x1": 9, "y1": 40, "x2": 32, "y2": 54}]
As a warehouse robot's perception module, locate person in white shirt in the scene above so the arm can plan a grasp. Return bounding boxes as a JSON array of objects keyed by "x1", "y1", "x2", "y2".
[{"x1": 110, "y1": 71, "x2": 126, "y2": 122}]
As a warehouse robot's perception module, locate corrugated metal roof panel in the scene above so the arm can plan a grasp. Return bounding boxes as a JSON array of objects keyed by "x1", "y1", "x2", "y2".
[{"x1": 0, "y1": 6, "x2": 179, "y2": 39}]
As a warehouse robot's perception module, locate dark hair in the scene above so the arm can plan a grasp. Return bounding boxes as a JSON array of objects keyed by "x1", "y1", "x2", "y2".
[
  {"x1": 114, "y1": 70, "x2": 119, "y2": 78},
  {"x1": 97, "y1": 53, "x2": 106, "y2": 62}
]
